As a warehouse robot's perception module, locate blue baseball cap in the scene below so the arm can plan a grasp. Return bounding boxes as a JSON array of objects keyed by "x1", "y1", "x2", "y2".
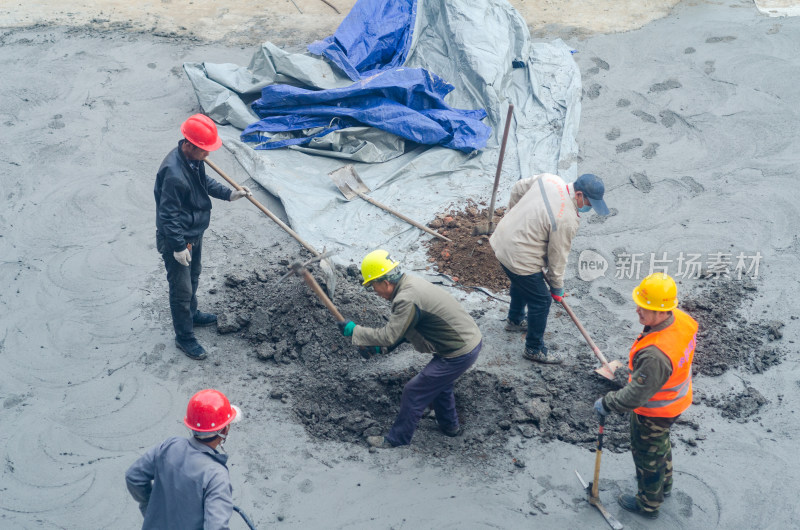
[{"x1": 574, "y1": 173, "x2": 610, "y2": 216}]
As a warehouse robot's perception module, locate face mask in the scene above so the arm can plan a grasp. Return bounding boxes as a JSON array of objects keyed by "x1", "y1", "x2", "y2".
[{"x1": 578, "y1": 204, "x2": 592, "y2": 213}]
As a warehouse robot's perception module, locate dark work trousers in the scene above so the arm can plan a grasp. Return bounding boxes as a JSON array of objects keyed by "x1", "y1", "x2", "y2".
[
  {"x1": 386, "y1": 341, "x2": 481, "y2": 446},
  {"x1": 500, "y1": 265, "x2": 551, "y2": 354},
  {"x1": 158, "y1": 233, "x2": 203, "y2": 341}
]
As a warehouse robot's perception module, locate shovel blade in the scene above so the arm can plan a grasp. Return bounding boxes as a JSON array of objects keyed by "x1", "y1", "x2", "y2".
[
  {"x1": 329, "y1": 165, "x2": 371, "y2": 200},
  {"x1": 320, "y1": 258, "x2": 337, "y2": 299},
  {"x1": 595, "y1": 360, "x2": 624, "y2": 381},
  {"x1": 575, "y1": 471, "x2": 624, "y2": 530}
]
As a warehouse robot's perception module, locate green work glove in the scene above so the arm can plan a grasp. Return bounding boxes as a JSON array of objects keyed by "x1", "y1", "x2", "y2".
[
  {"x1": 337, "y1": 321, "x2": 356, "y2": 337},
  {"x1": 357, "y1": 346, "x2": 383, "y2": 359}
]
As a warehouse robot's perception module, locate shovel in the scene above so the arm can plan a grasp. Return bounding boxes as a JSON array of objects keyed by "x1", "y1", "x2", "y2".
[
  {"x1": 475, "y1": 103, "x2": 514, "y2": 236},
  {"x1": 575, "y1": 416, "x2": 624, "y2": 529},
  {"x1": 280, "y1": 257, "x2": 345, "y2": 323},
  {"x1": 542, "y1": 275, "x2": 623, "y2": 381},
  {"x1": 205, "y1": 158, "x2": 337, "y2": 296},
  {"x1": 559, "y1": 298, "x2": 624, "y2": 381},
  {"x1": 328, "y1": 165, "x2": 451, "y2": 242}
]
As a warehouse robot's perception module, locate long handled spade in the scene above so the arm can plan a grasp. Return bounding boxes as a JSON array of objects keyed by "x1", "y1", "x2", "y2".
[
  {"x1": 328, "y1": 165, "x2": 451, "y2": 242},
  {"x1": 278, "y1": 257, "x2": 345, "y2": 323},
  {"x1": 475, "y1": 103, "x2": 514, "y2": 236},
  {"x1": 541, "y1": 276, "x2": 623, "y2": 381},
  {"x1": 575, "y1": 416, "x2": 624, "y2": 530},
  {"x1": 205, "y1": 158, "x2": 338, "y2": 296},
  {"x1": 559, "y1": 298, "x2": 624, "y2": 381}
]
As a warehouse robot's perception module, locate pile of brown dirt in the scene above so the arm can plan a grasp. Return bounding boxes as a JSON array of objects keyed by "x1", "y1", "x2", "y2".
[{"x1": 424, "y1": 201, "x2": 510, "y2": 292}]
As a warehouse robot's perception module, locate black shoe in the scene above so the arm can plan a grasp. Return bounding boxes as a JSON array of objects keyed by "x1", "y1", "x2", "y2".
[
  {"x1": 175, "y1": 338, "x2": 207, "y2": 360},
  {"x1": 617, "y1": 494, "x2": 659, "y2": 519},
  {"x1": 437, "y1": 421, "x2": 462, "y2": 437},
  {"x1": 504, "y1": 319, "x2": 527, "y2": 332},
  {"x1": 664, "y1": 490, "x2": 671, "y2": 498},
  {"x1": 522, "y1": 347, "x2": 562, "y2": 364},
  {"x1": 193, "y1": 311, "x2": 217, "y2": 326}
]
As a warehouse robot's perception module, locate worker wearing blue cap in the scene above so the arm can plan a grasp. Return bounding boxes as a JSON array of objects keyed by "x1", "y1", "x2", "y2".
[{"x1": 490, "y1": 173, "x2": 610, "y2": 364}]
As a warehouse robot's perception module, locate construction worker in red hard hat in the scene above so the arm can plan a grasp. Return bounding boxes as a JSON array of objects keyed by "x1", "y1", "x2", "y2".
[
  {"x1": 593, "y1": 273, "x2": 698, "y2": 519},
  {"x1": 126, "y1": 389, "x2": 243, "y2": 528},
  {"x1": 155, "y1": 114, "x2": 253, "y2": 360}
]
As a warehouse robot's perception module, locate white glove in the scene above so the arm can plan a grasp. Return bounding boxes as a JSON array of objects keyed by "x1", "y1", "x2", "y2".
[
  {"x1": 230, "y1": 186, "x2": 252, "y2": 201},
  {"x1": 174, "y1": 248, "x2": 191, "y2": 266}
]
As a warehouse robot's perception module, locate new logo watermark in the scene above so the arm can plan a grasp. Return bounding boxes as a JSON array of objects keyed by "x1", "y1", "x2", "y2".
[
  {"x1": 577, "y1": 250, "x2": 761, "y2": 281},
  {"x1": 578, "y1": 249, "x2": 608, "y2": 281}
]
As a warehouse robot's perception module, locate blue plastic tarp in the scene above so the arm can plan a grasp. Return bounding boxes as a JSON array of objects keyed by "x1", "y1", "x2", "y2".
[
  {"x1": 185, "y1": 0, "x2": 582, "y2": 264},
  {"x1": 241, "y1": 67, "x2": 490, "y2": 153},
  {"x1": 307, "y1": 0, "x2": 417, "y2": 81}
]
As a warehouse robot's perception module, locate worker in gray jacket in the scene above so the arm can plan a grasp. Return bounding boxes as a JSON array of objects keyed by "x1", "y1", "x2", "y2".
[
  {"x1": 490, "y1": 173, "x2": 610, "y2": 364},
  {"x1": 125, "y1": 389, "x2": 242, "y2": 529},
  {"x1": 338, "y1": 250, "x2": 482, "y2": 448}
]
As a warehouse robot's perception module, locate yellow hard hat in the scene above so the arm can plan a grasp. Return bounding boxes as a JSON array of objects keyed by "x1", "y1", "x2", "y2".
[
  {"x1": 361, "y1": 249, "x2": 400, "y2": 285},
  {"x1": 632, "y1": 273, "x2": 678, "y2": 311}
]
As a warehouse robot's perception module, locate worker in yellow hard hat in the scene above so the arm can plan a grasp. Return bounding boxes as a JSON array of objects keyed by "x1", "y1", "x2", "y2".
[
  {"x1": 593, "y1": 273, "x2": 698, "y2": 519},
  {"x1": 337, "y1": 249, "x2": 483, "y2": 449}
]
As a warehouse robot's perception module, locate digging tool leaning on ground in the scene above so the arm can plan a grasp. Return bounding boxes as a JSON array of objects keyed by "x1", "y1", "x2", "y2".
[
  {"x1": 489, "y1": 173, "x2": 610, "y2": 364},
  {"x1": 125, "y1": 389, "x2": 243, "y2": 528},
  {"x1": 154, "y1": 114, "x2": 252, "y2": 361},
  {"x1": 337, "y1": 250, "x2": 483, "y2": 448},
  {"x1": 594, "y1": 273, "x2": 698, "y2": 520}
]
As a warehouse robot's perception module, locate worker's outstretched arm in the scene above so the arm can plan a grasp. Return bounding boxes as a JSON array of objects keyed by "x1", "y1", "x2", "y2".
[{"x1": 352, "y1": 298, "x2": 416, "y2": 347}]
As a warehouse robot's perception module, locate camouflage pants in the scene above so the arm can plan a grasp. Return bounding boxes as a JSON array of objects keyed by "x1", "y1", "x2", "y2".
[{"x1": 630, "y1": 413, "x2": 679, "y2": 514}]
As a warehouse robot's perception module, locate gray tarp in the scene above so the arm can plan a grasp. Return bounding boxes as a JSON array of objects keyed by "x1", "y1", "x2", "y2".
[{"x1": 184, "y1": 0, "x2": 581, "y2": 267}]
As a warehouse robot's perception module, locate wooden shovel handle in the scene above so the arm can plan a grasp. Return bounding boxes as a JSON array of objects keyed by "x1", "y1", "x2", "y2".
[
  {"x1": 560, "y1": 298, "x2": 616, "y2": 372},
  {"x1": 205, "y1": 159, "x2": 321, "y2": 257},
  {"x1": 591, "y1": 416, "x2": 605, "y2": 499},
  {"x1": 300, "y1": 268, "x2": 344, "y2": 322},
  {"x1": 487, "y1": 104, "x2": 514, "y2": 233},
  {"x1": 353, "y1": 190, "x2": 452, "y2": 242}
]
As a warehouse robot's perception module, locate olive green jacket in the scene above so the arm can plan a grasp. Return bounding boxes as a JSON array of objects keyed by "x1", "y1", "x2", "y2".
[
  {"x1": 603, "y1": 313, "x2": 675, "y2": 413},
  {"x1": 352, "y1": 274, "x2": 482, "y2": 358}
]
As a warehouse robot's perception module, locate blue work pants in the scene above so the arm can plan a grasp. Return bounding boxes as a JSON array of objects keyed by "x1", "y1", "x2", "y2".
[
  {"x1": 501, "y1": 265, "x2": 551, "y2": 354},
  {"x1": 386, "y1": 341, "x2": 481, "y2": 446}
]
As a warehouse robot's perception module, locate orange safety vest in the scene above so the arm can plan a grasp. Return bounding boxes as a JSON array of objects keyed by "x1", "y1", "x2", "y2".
[{"x1": 628, "y1": 308, "x2": 698, "y2": 418}]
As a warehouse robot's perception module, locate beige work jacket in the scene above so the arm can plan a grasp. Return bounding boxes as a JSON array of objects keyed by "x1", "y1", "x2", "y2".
[{"x1": 489, "y1": 173, "x2": 580, "y2": 290}]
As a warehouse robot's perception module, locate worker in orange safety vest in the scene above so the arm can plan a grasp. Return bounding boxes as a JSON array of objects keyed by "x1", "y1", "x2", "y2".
[{"x1": 593, "y1": 273, "x2": 698, "y2": 519}]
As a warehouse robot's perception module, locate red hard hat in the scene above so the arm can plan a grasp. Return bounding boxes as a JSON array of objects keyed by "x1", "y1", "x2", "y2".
[
  {"x1": 183, "y1": 389, "x2": 240, "y2": 432},
  {"x1": 180, "y1": 114, "x2": 222, "y2": 151}
]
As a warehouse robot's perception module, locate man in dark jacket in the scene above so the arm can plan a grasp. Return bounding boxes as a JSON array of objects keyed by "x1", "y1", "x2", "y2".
[
  {"x1": 126, "y1": 389, "x2": 242, "y2": 529},
  {"x1": 155, "y1": 114, "x2": 250, "y2": 360},
  {"x1": 338, "y1": 249, "x2": 482, "y2": 448}
]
